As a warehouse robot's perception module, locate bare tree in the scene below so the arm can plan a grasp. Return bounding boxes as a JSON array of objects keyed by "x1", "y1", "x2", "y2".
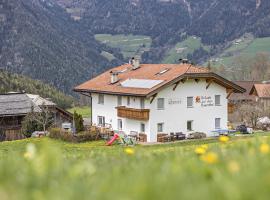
[
  {"x1": 236, "y1": 101, "x2": 265, "y2": 128},
  {"x1": 27, "y1": 103, "x2": 54, "y2": 132}
]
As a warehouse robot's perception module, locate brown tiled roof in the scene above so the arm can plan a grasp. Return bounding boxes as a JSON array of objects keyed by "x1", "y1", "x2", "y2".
[
  {"x1": 229, "y1": 81, "x2": 260, "y2": 101},
  {"x1": 74, "y1": 63, "x2": 245, "y2": 97},
  {"x1": 250, "y1": 84, "x2": 270, "y2": 98}
]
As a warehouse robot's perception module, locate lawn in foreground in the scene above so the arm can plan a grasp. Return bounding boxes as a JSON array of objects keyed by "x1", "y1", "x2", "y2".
[{"x1": 1, "y1": 134, "x2": 270, "y2": 200}]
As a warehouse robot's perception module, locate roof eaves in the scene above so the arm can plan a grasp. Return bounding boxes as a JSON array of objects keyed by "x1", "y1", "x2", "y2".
[{"x1": 146, "y1": 72, "x2": 246, "y2": 98}]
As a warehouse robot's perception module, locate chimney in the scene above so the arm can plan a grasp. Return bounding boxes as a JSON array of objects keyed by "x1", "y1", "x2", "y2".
[
  {"x1": 110, "y1": 71, "x2": 119, "y2": 84},
  {"x1": 131, "y1": 57, "x2": 140, "y2": 70},
  {"x1": 179, "y1": 58, "x2": 189, "y2": 64}
]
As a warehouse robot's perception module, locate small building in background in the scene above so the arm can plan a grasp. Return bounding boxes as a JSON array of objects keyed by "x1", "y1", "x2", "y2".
[
  {"x1": 0, "y1": 92, "x2": 73, "y2": 140},
  {"x1": 228, "y1": 81, "x2": 260, "y2": 114},
  {"x1": 250, "y1": 83, "x2": 270, "y2": 110}
]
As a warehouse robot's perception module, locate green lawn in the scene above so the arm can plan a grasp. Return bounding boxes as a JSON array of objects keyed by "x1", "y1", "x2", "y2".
[
  {"x1": 95, "y1": 34, "x2": 152, "y2": 59},
  {"x1": 68, "y1": 106, "x2": 91, "y2": 118},
  {"x1": 1, "y1": 133, "x2": 270, "y2": 200}
]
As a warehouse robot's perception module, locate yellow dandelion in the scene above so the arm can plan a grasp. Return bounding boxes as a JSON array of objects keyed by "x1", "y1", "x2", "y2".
[
  {"x1": 227, "y1": 161, "x2": 240, "y2": 173},
  {"x1": 124, "y1": 148, "x2": 135, "y2": 155},
  {"x1": 195, "y1": 147, "x2": 206, "y2": 155},
  {"x1": 201, "y1": 144, "x2": 208, "y2": 150},
  {"x1": 260, "y1": 143, "x2": 270, "y2": 154},
  {"x1": 201, "y1": 152, "x2": 218, "y2": 164},
  {"x1": 219, "y1": 136, "x2": 229, "y2": 143},
  {"x1": 23, "y1": 143, "x2": 36, "y2": 160}
]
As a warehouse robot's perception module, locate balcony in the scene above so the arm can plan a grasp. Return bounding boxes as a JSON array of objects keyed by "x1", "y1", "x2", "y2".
[{"x1": 116, "y1": 106, "x2": 150, "y2": 121}]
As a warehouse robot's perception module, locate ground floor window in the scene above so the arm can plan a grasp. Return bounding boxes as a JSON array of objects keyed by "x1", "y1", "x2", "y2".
[
  {"x1": 157, "y1": 123, "x2": 164, "y2": 132},
  {"x1": 140, "y1": 123, "x2": 145, "y2": 132},
  {"x1": 215, "y1": 118, "x2": 221, "y2": 129},
  {"x1": 97, "y1": 116, "x2": 105, "y2": 127},
  {"x1": 118, "y1": 119, "x2": 123, "y2": 130},
  {"x1": 187, "y1": 120, "x2": 193, "y2": 131}
]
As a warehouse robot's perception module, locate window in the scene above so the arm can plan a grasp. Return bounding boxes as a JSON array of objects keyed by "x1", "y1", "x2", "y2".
[
  {"x1": 215, "y1": 95, "x2": 221, "y2": 106},
  {"x1": 117, "y1": 96, "x2": 122, "y2": 106},
  {"x1": 98, "y1": 94, "x2": 104, "y2": 104},
  {"x1": 157, "y1": 123, "x2": 164, "y2": 132},
  {"x1": 140, "y1": 98, "x2": 145, "y2": 109},
  {"x1": 127, "y1": 97, "x2": 130, "y2": 106},
  {"x1": 140, "y1": 123, "x2": 145, "y2": 132},
  {"x1": 187, "y1": 120, "x2": 193, "y2": 131},
  {"x1": 118, "y1": 119, "x2": 123, "y2": 130},
  {"x1": 187, "y1": 97, "x2": 193, "y2": 108},
  {"x1": 157, "y1": 98, "x2": 165, "y2": 110},
  {"x1": 97, "y1": 116, "x2": 105, "y2": 127},
  {"x1": 215, "y1": 118, "x2": 221, "y2": 129}
]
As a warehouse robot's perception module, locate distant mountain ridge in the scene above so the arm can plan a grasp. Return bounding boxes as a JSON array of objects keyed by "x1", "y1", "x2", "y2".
[
  {"x1": 54, "y1": 0, "x2": 270, "y2": 63},
  {"x1": 0, "y1": 0, "x2": 123, "y2": 94}
]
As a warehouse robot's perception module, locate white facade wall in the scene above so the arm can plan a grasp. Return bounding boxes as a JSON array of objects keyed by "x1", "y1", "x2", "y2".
[
  {"x1": 91, "y1": 79, "x2": 228, "y2": 142},
  {"x1": 91, "y1": 94, "x2": 150, "y2": 137},
  {"x1": 149, "y1": 79, "x2": 227, "y2": 142}
]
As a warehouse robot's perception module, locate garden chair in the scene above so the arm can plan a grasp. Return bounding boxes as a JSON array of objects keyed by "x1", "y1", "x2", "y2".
[
  {"x1": 128, "y1": 131, "x2": 139, "y2": 141},
  {"x1": 170, "y1": 132, "x2": 177, "y2": 141},
  {"x1": 157, "y1": 133, "x2": 170, "y2": 143},
  {"x1": 175, "y1": 132, "x2": 186, "y2": 140},
  {"x1": 138, "y1": 133, "x2": 147, "y2": 142}
]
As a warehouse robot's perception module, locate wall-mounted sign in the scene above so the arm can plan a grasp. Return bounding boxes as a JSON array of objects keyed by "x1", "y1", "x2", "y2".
[
  {"x1": 168, "y1": 98, "x2": 182, "y2": 105},
  {"x1": 200, "y1": 96, "x2": 214, "y2": 107}
]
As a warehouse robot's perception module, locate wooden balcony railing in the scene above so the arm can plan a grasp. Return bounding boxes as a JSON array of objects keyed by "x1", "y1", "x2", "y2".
[{"x1": 116, "y1": 106, "x2": 150, "y2": 121}]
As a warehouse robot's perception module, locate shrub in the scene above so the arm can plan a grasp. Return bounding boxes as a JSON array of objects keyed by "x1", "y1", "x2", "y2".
[
  {"x1": 49, "y1": 128, "x2": 99, "y2": 143},
  {"x1": 21, "y1": 113, "x2": 43, "y2": 137},
  {"x1": 74, "y1": 111, "x2": 84, "y2": 132}
]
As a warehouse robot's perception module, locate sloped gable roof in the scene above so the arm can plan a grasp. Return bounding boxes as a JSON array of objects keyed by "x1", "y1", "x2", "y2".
[
  {"x1": 74, "y1": 63, "x2": 245, "y2": 97},
  {"x1": 0, "y1": 93, "x2": 41, "y2": 117},
  {"x1": 250, "y1": 84, "x2": 270, "y2": 98}
]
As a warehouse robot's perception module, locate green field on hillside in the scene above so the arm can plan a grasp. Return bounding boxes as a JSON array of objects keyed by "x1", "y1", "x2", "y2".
[
  {"x1": 1, "y1": 134, "x2": 270, "y2": 200},
  {"x1": 68, "y1": 106, "x2": 91, "y2": 118},
  {"x1": 211, "y1": 36, "x2": 270, "y2": 67},
  {"x1": 95, "y1": 34, "x2": 152, "y2": 59},
  {"x1": 162, "y1": 36, "x2": 210, "y2": 64}
]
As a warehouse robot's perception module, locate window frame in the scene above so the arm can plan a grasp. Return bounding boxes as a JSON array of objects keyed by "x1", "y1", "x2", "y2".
[
  {"x1": 117, "y1": 96, "x2": 122, "y2": 106},
  {"x1": 117, "y1": 119, "x2": 123, "y2": 130},
  {"x1": 215, "y1": 118, "x2": 221, "y2": 129},
  {"x1": 98, "y1": 94, "x2": 104, "y2": 105},
  {"x1": 187, "y1": 120, "x2": 193, "y2": 131},
  {"x1": 127, "y1": 96, "x2": 130, "y2": 106},
  {"x1": 157, "y1": 123, "x2": 164, "y2": 132},
  {"x1": 157, "y1": 98, "x2": 165, "y2": 110},
  {"x1": 140, "y1": 98, "x2": 145, "y2": 109},
  {"x1": 215, "y1": 95, "x2": 221, "y2": 106},
  {"x1": 140, "y1": 123, "x2": 145, "y2": 132},
  {"x1": 187, "y1": 96, "x2": 193, "y2": 108},
  {"x1": 97, "y1": 116, "x2": 105, "y2": 127}
]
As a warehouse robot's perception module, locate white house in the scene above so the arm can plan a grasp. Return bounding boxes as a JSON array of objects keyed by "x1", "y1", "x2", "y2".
[{"x1": 74, "y1": 59, "x2": 245, "y2": 142}]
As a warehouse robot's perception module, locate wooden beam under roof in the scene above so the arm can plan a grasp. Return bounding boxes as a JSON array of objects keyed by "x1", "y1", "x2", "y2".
[
  {"x1": 206, "y1": 79, "x2": 213, "y2": 89},
  {"x1": 150, "y1": 93, "x2": 157, "y2": 104}
]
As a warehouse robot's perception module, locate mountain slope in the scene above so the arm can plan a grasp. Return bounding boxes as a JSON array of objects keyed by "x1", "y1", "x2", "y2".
[
  {"x1": 0, "y1": 0, "x2": 123, "y2": 94},
  {"x1": 54, "y1": 0, "x2": 270, "y2": 64},
  {"x1": 0, "y1": 70, "x2": 74, "y2": 109}
]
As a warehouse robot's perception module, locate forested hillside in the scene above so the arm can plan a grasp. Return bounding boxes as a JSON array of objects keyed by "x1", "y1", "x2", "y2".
[
  {"x1": 0, "y1": 0, "x2": 123, "y2": 94},
  {"x1": 55, "y1": 0, "x2": 270, "y2": 64},
  {"x1": 0, "y1": 70, "x2": 74, "y2": 109}
]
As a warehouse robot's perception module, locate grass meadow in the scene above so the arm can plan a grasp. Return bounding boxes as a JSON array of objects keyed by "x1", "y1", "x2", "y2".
[
  {"x1": 1, "y1": 134, "x2": 270, "y2": 199},
  {"x1": 67, "y1": 106, "x2": 91, "y2": 118}
]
